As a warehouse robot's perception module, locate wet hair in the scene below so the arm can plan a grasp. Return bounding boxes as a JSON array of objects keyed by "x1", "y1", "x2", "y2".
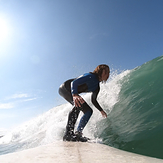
[{"x1": 93, "y1": 64, "x2": 110, "y2": 80}]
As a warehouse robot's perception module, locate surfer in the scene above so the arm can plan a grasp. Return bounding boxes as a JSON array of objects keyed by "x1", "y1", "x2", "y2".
[{"x1": 59, "y1": 64, "x2": 110, "y2": 142}]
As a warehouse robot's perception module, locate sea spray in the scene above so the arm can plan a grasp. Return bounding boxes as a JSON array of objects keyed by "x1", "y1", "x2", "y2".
[{"x1": 0, "y1": 68, "x2": 128, "y2": 155}]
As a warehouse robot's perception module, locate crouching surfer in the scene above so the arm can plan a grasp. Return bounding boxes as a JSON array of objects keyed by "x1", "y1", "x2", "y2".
[{"x1": 59, "y1": 64, "x2": 110, "y2": 142}]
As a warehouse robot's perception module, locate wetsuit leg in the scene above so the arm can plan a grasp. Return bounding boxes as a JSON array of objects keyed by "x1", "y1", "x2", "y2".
[
  {"x1": 66, "y1": 107, "x2": 80, "y2": 135},
  {"x1": 59, "y1": 80, "x2": 93, "y2": 136},
  {"x1": 59, "y1": 80, "x2": 80, "y2": 135},
  {"x1": 77, "y1": 103, "x2": 93, "y2": 133}
]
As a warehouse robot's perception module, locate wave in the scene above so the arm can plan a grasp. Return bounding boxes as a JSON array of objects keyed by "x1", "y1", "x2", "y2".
[
  {"x1": 0, "y1": 55, "x2": 163, "y2": 159},
  {"x1": 97, "y1": 55, "x2": 163, "y2": 159}
]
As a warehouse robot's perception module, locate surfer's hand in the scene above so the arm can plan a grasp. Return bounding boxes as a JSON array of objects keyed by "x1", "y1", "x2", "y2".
[
  {"x1": 73, "y1": 94, "x2": 85, "y2": 107},
  {"x1": 101, "y1": 110, "x2": 107, "y2": 118}
]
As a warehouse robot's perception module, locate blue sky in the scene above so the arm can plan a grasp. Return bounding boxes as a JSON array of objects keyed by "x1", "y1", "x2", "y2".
[{"x1": 0, "y1": 0, "x2": 163, "y2": 131}]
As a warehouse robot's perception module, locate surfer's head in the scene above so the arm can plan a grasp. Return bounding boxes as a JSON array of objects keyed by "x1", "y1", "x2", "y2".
[{"x1": 93, "y1": 64, "x2": 110, "y2": 82}]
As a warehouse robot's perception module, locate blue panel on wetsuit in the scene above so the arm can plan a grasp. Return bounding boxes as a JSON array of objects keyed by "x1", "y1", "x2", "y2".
[{"x1": 71, "y1": 73, "x2": 99, "y2": 95}]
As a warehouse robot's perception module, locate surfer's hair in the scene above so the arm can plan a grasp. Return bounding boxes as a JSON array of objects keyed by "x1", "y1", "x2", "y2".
[{"x1": 93, "y1": 64, "x2": 110, "y2": 80}]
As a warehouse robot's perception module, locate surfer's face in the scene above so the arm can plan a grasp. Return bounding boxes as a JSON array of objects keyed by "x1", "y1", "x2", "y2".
[{"x1": 101, "y1": 69, "x2": 110, "y2": 82}]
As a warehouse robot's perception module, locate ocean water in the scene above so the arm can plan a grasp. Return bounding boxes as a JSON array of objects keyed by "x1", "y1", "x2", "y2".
[{"x1": 0, "y1": 55, "x2": 163, "y2": 159}]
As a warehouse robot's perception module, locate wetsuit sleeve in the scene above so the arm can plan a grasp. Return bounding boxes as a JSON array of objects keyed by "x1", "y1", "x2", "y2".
[{"x1": 91, "y1": 86, "x2": 103, "y2": 112}]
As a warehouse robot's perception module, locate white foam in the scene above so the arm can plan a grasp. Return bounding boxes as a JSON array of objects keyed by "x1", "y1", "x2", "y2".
[{"x1": 0, "y1": 70, "x2": 131, "y2": 152}]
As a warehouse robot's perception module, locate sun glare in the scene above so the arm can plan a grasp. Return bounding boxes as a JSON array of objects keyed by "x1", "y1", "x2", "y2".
[{"x1": 0, "y1": 17, "x2": 10, "y2": 43}]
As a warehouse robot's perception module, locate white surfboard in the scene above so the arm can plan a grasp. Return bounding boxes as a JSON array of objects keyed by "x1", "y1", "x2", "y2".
[{"x1": 0, "y1": 141, "x2": 162, "y2": 163}]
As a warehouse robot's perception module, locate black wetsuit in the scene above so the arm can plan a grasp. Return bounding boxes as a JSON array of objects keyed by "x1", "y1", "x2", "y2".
[{"x1": 59, "y1": 73, "x2": 103, "y2": 135}]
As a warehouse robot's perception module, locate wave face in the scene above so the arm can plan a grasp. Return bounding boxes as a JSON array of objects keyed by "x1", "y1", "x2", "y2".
[
  {"x1": 96, "y1": 55, "x2": 163, "y2": 159},
  {"x1": 0, "y1": 55, "x2": 163, "y2": 159}
]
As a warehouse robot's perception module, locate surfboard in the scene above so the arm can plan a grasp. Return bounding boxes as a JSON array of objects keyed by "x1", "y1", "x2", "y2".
[{"x1": 0, "y1": 141, "x2": 163, "y2": 163}]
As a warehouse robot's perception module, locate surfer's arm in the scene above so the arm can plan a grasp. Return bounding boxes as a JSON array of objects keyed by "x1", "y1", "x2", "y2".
[
  {"x1": 71, "y1": 74, "x2": 91, "y2": 107},
  {"x1": 71, "y1": 75, "x2": 88, "y2": 107},
  {"x1": 91, "y1": 86, "x2": 102, "y2": 111},
  {"x1": 91, "y1": 87, "x2": 107, "y2": 118}
]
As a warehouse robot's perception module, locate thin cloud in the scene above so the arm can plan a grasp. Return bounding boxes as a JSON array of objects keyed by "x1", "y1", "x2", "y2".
[
  {"x1": 5, "y1": 93, "x2": 37, "y2": 101},
  {"x1": 23, "y1": 97, "x2": 37, "y2": 102},
  {"x1": 10, "y1": 93, "x2": 29, "y2": 99},
  {"x1": 1, "y1": 93, "x2": 39, "y2": 110},
  {"x1": 0, "y1": 103, "x2": 14, "y2": 109}
]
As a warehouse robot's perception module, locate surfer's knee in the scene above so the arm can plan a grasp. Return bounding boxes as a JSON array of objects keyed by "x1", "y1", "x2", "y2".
[
  {"x1": 87, "y1": 108, "x2": 93, "y2": 116},
  {"x1": 80, "y1": 102, "x2": 93, "y2": 114}
]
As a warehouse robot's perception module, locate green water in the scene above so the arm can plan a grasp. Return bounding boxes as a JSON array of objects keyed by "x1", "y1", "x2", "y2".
[{"x1": 98, "y1": 56, "x2": 163, "y2": 159}]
